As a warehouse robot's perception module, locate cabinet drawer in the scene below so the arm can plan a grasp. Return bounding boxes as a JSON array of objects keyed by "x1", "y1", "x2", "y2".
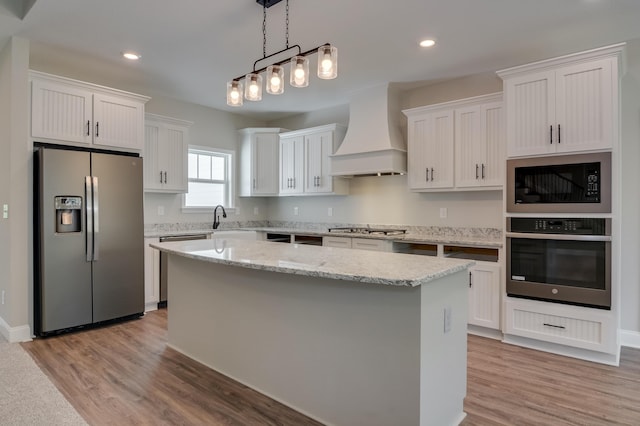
[
  {"x1": 323, "y1": 236, "x2": 352, "y2": 249},
  {"x1": 352, "y1": 238, "x2": 391, "y2": 252},
  {"x1": 505, "y1": 299, "x2": 615, "y2": 353}
]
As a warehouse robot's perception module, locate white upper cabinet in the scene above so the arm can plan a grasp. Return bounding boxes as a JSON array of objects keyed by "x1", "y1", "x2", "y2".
[
  {"x1": 279, "y1": 135, "x2": 304, "y2": 195},
  {"x1": 30, "y1": 71, "x2": 149, "y2": 151},
  {"x1": 144, "y1": 114, "x2": 192, "y2": 193},
  {"x1": 498, "y1": 44, "x2": 624, "y2": 158},
  {"x1": 404, "y1": 93, "x2": 503, "y2": 192},
  {"x1": 455, "y1": 101, "x2": 504, "y2": 189},
  {"x1": 239, "y1": 128, "x2": 283, "y2": 197},
  {"x1": 278, "y1": 124, "x2": 349, "y2": 196}
]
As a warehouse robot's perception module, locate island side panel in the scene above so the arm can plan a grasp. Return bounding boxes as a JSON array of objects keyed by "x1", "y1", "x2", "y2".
[
  {"x1": 167, "y1": 254, "x2": 422, "y2": 426},
  {"x1": 419, "y1": 269, "x2": 468, "y2": 426}
]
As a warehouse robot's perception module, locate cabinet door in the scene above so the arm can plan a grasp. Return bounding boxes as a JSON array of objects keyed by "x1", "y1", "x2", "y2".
[
  {"x1": 279, "y1": 136, "x2": 304, "y2": 194},
  {"x1": 93, "y1": 93, "x2": 145, "y2": 150},
  {"x1": 144, "y1": 122, "x2": 163, "y2": 191},
  {"x1": 252, "y1": 133, "x2": 279, "y2": 195},
  {"x1": 555, "y1": 58, "x2": 614, "y2": 153},
  {"x1": 304, "y1": 130, "x2": 333, "y2": 193},
  {"x1": 454, "y1": 105, "x2": 483, "y2": 188},
  {"x1": 144, "y1": 238, "x2": 160, "y2": 311},
  {"x1": 407, "y1": 115, "x2": 430, "y2": 190},
  {"x1": 161, "y1": 125, "x2": 188, "y2": 192},
  {"x1": 505, "y1": 70, "x2": 556, "y2": 157},
  {"x1": 427, "y1": 110, "x2": 454, "y2": 189},
  {"x1": 480, "y1": 101, "x2": 505, "y2": 187},
  {"x1": 31, "y1": 79, "x2": 93, "y2": 145},
  {"x1": 468, "y1": 262, "x2": 500, "y2": 329}
]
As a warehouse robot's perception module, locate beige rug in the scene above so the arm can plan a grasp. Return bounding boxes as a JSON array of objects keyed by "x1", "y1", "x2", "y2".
[{"x1": 0, "y1": 337, "x2": 87, "y2": 425}]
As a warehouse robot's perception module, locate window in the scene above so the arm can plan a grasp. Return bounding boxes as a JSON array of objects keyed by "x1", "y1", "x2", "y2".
[{"x1": 183, "y1": 146, "x2": 233, "y2": 210}]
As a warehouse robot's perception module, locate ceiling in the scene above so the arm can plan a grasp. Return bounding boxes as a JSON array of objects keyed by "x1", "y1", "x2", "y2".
[{"x1": 2, "y1": 0, "x2": 640, "y2": 120}]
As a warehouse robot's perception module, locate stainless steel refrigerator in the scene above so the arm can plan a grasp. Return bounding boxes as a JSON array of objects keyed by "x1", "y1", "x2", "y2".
[{"x1": 34, "y1": 145, "x2": 144, "y2": 336}]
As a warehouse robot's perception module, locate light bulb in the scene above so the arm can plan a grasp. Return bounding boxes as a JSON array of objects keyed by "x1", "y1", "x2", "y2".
[
  {"x1": 294, "y1": 66, "x2": 306, "y2": 85},
  {"x1": 270, "y1": 74, "x2": 281, "y2": 91},
  {"x1": 250, "y1": 82, "x2": 259, "y2": 95},
  {"x1": 321, "y1": 55, "x2": 333, "y2": 73},
  {"x1": 226, "y1": 80, "x2": 243, "y2": 107},
  {"x1": 230, "y1": 90, "x2": 239, "y2": 101}
]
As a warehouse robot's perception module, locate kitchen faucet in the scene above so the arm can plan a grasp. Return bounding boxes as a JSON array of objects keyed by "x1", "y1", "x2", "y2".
[{"x1": 213, "y1": 205, "x2": 227, "y2": 230}]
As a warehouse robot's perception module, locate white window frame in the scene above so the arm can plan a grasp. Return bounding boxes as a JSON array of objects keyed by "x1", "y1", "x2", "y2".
[{"x1": 182, "y1": 145, "x2": 235, "y2": 213}]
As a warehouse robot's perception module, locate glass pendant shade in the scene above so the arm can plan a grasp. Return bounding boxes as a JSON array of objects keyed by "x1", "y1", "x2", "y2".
[
  {"x1": 266, "y1": 65, "x2": 285, "y2": 94},
  {"x1": 317, "y1": 45, "x2": 338, "y2": 79},
  {"x1": 244, "y1": 73, "x2": 263, "y2": 101},
  {"x1": 226, "y1": 81, "x2": 243, "y2": 107},
  {"x1": 290, "y1": 56, "x2": 309, "y2": 88}
]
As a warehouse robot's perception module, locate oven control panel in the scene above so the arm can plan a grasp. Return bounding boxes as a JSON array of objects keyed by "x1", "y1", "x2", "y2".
[{"x1": 508, "y1": 217, "x2": 609, "y2": 235}]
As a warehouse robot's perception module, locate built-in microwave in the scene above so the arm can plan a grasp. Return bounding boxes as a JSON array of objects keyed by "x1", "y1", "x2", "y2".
[{"x1": 506, "y1": 152, "x2": 611, "y2": 213}]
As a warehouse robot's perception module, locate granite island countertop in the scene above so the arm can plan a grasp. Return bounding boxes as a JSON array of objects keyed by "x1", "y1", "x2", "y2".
[{"x1": 151, "y1": 238, "x2": 474, "y2": 287}]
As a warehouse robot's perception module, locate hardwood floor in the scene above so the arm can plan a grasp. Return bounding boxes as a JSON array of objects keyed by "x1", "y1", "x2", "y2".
[{"x1": 22, "y1": 310, "x2": 640, "y2": 425}]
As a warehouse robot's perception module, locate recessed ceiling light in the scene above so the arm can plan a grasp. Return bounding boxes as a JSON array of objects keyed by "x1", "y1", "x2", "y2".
[
  {"x1": 122, "y1": 52, "x2": 141, "y2": 60},
  {"x1": 419, "y1": 39, "x2": 436, "y2": 48}
]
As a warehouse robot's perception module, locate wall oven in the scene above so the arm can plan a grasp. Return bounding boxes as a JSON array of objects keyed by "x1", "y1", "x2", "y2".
[
  {"x1": 506, "y1": 217, "x2": 611, "y2": 309},
  {"x1": 506, "y1": 152, "x2": 611, "y2": 213}
]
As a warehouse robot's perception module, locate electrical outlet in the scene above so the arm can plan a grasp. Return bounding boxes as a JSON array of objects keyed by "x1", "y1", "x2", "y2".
[
  {"x1": 253, "y1": 207, "x2": 259, "y2": 215},
  {"x1": 1, "y1": 290, "x2": 5, "y2": 305},
  {"x1": 328, "y1": 207, "x2": 333, "y2": 217},
  {"x1": 2, "y1": 204, "x2": 8, "y2": 219},
  {"x1": 439, "y1": 207, "x2": 447, "y2": 219},
  {"x1": 157, "y1": 206, "x2": 165, "y2": 216},
  {"x1": 444, "y1": 306, "x2": 452, "y2": 333},
  {"x1": 293, "y1": 206, "x2": 299, "y2": 216}
]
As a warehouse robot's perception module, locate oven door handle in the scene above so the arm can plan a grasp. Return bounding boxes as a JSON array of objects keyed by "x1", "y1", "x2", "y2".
[{"x1": 506, "y1": 232, "x2": 611, "y2": 242}]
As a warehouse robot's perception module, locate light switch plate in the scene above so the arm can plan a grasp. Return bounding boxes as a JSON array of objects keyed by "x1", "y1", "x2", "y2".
[{"x1": 439, "y1": 207, "x2": 447, "y2": 219}]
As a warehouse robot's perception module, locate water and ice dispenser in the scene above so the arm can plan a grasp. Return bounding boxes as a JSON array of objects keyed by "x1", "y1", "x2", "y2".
[{"x1": 54, "y1": 196, "x2": 82, "y2": 233}]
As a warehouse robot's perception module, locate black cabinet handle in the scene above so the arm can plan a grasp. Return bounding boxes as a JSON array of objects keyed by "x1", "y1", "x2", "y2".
[
  {"x1": 469, "y1": 271, "x2": 472, "y2": 288},
  {"x1": 482, "y1": 164, "x2": 485, "y2": 179},
  {"x1": 558, "y1": 124, "x2": 561, "y2": 144},
  {"x1": 96, "y1": 122, "x2": 99, "y2": 137},
  {"x1": 159, "y1": 172, "x2": 163, "y2": 183},
  {"x1": 425, "y1": 168, "x2": 429, "y2": 182},
  {"x1": 475, "y1": 164, "x2": 479, "y2": 179},
  {"x1": 87, "y1": 120, "x2": 90, "y2": 136},
  {"x1": 550, "y1": 125, "x2": 553, "y2": 144},
  {"x1": 431, "y1": 168, "x2": 434, "y2": 180},
  {"x1": 543, "y1": 323, "x2": 566, "y2": 330}
]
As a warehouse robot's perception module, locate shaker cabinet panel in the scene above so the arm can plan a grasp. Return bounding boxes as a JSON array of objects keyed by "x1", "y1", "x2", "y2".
[
  {"x1": 239, "y1": 128, "x2": 283, "y2": 197},
  {"x1": 405, "y1": 93, "x2": 502, "y2": 191},
  {"x1": 31, "y1": 79, "x2": 93, "y2": 145},
  {"x1": 499, "y1": 45, "x2": 622, "y2": 157},
  {"x1": 30, "y1": 71, "x2": 149, "y2": 151},
  {"x1": 93, "y1": 93, "x2": 145, "y2": 150},
  {"x1": 468, "y1": 262, "x2": 501, "y2": 330},
  {"x1": 279, "y1": 136, "x2": 304, "y2": 195},
  {"x1": 143, "y1": 114, "x2": 192, "y2": 193}
]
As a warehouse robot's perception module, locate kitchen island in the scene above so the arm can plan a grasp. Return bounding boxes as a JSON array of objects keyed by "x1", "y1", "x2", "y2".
[{"x1": 151, "y1": 238, "x2": 473, "y2": 426}]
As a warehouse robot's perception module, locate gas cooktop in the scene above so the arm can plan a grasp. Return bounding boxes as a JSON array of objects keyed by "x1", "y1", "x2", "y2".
[{"x1": 327, "y1": 227, "x2": 407, "y2": 236}]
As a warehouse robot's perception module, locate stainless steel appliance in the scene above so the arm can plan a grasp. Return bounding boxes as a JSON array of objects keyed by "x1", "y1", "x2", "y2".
[
  {"x1": 506, "y1": 152, "x2": 611, "y2": 213},
  {"x1": 327, "y1": 227, "x2": 407, "y2": 236},
  {"x1": 159, "y1": 233, "x2": 208, "y2": 308},
  {"x1": 506, "y1": 217, "x2": 611, "y2": 309},
  {"x1": 34, "y1": 145, "x2": 145, "y2": 336}
]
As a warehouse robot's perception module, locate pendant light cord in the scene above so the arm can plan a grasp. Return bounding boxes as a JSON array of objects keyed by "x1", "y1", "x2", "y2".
[
  {"x1": 285, "y1": 0, "x2": 289, "y2": 49},
  {"x1": 262, "y1": 2, "x2": 267, "y2": 58}
]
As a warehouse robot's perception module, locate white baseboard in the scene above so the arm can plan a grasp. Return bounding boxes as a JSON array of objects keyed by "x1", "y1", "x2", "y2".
[
  {"x1": 620, "y1": 329, "x2": 640, "y2": 349},
  {"x1": 0, "y1": 315, "x2": 32, "y2": 343}
]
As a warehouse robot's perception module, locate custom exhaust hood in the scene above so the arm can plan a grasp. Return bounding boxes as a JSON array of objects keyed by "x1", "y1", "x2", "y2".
[{"x1": 330, "y1": 84, "x2": 407, "y2": 176}]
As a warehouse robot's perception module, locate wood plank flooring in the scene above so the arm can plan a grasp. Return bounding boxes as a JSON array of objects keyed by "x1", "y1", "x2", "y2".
[{"x1": 22, "y1": 309, "x2": 640, "y2": 425}]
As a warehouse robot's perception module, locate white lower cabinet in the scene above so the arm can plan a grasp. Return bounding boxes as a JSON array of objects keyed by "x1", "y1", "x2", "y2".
[
  {"x1": 468, "y1": 262, "x2": 501, "y2": 330},
  {"x1": 144, "y1": 238, "x2": 160, "y2": 312},
  {"x1": 504, "y1": 298, "x2": 617, "y2": 354}
]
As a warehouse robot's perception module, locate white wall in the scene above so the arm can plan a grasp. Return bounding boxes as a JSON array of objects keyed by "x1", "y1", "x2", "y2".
[
  {"x1": 619, "y1": 39, "x2": 640, "y2": 333},
  {"x1": 0, "y1": 36, "x2": 30, "y2": 338}
]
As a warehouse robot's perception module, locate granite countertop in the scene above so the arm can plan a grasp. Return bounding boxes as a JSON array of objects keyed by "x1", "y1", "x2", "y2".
[
  {"x1": 151, "y1": 238, "x2": 474, "y2": 287},
  {"x1": 241, "y1": 226, "x2": 502, "y2": 248}
]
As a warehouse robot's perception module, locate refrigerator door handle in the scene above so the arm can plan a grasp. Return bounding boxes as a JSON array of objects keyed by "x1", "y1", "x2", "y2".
[
  {"x1": 92, "y1": 176, "x2": 100, "y2": 261},
  {"x1": 85, "y1": 176, "x2": 94, "y2": 261}
]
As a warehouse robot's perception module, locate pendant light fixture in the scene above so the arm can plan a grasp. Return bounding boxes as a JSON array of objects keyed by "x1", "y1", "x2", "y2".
[{"x1": 226, "y1": 0, "x2": 338, "y2": 107}]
